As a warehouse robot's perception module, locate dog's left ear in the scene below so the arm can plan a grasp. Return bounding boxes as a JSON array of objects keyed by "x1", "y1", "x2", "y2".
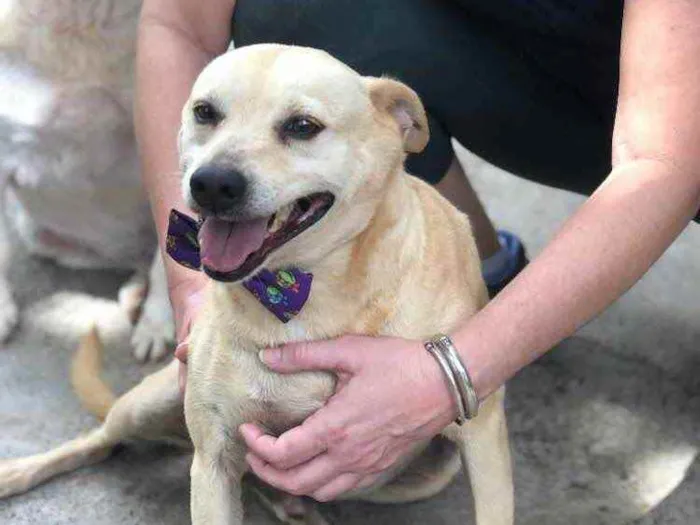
[{"x1": 365, "y1": 77, "x2": 430, "y2": 153}]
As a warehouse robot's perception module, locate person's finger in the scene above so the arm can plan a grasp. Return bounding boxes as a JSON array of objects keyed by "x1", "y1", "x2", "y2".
[
  {"x1": 259, "y1": 337, "x2": 359, "y2": 374},
  {"x1": 240, "y1": 418, "x2": 336, "y2": 470},
  {"x1": 174, "y1": 341, "x2": 188, "y2": 363},
  {"x1": 175, "y1": 313, "x2": 192, "y2": 346},
  {"x1": 311, "y1": 472, "x2": 365, "y2": 502},
  {"x1": 245, "y1": 452, "x2": 340, "y2": 496}
]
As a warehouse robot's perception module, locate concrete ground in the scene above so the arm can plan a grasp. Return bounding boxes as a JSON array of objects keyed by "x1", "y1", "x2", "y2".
[{"x1": 1, "y1": 146, "x2": 699, "y2": 524}]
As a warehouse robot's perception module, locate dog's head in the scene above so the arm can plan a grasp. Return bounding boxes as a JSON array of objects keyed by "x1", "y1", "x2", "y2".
[{"x1": 179, "y1": 44, "x2": 428, "y2": 282}]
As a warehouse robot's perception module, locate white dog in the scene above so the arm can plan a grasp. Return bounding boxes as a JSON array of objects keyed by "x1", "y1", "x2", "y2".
[{"x1": 0, "y1": 0, "x2": 174, "y2": 359}]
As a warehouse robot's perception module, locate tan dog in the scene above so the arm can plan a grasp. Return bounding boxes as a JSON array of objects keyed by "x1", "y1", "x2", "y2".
[{"x1": 0, "y1": 44, "x2": 513, "y2": 525}]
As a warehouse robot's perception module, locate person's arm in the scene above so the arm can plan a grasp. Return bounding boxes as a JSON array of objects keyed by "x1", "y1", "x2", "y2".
[
  {"x1": 135, "y1": 0, "x2": 236, "y2": 342},
  {"x1": 453, "y1": 0, "x2": 700, "y2": 399},
  {"x1": 240, "y1": 0, "x2": 700, "y2": 501}
]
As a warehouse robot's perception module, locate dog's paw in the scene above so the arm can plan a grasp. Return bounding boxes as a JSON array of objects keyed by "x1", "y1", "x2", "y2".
[
  {"x1": 130, "y1": 296, "x2": 175, "y2": 362},
  {"x1": 0, "y1": 287, "x2": 19, "y2": 342},
  {"x1": 0, "y1": 458, "x2": 37, "y2": 499},
  {"x1": 118, "y1": 272, "x2": 148, "y2": 324},
  {"x1": 129, "y1": 251, "x2": 175, "y2": 362}
]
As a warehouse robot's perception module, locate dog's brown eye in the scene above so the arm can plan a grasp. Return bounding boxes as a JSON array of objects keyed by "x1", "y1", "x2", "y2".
[
  {"x1": 280, "y1": 116, "x2": 324, "y2": 141},
  {"x1": 193, "y1": 102, "x2": 221, "y2": 126}
]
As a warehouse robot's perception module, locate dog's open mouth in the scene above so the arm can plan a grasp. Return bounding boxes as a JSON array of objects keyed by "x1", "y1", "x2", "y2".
[{"x1": 198, "y1": 192, "x2": 335, "y2": 282}]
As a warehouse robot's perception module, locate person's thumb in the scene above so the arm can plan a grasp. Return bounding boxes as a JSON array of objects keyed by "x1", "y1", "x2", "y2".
[{"x1": 259, "y1": 337, "x2": 359, "y2": 374}]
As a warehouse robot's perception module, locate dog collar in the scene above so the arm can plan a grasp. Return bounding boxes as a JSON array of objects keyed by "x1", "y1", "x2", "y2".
[{"x1": 165, "y1": 209, "x2": 313, "y2": 323}]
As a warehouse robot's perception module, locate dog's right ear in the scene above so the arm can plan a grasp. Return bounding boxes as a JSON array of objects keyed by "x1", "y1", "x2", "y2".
[{"x1": 365, "y1": 77, "x2": 430, "y2": 153}]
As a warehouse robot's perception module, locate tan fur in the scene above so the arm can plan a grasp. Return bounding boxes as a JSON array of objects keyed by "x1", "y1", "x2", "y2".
[
  {"x1": 70, "y1": 326, "x2": 116, "y2": 420},
  {"x1": 366, "y1": 77, "x2": 430, "y2": 153},
  {"x1": 0, "y1": 45, "x2": 513, "y2": 525}
]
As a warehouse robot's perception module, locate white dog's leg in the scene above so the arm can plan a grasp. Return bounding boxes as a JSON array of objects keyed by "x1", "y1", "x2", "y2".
[
  {"x1": 118, "y1": 270, "x2": 148, "y2": 324},
  {"x1": 131, "y1": 250, "x2": 175, "y2": 362},
  {"x1": 446, "y1": 387, "x2": 514, "y2": 525}
]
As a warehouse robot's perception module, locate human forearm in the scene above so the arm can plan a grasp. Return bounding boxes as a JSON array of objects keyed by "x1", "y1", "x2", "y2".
[
  {"x1": 456, "y1": 0, "x2": 700, "y2": 401},
  {"x1": 455, "y1": 160, "x2": 700, "y2": 399},
  {"x1": 135, "y1": 0, "x2": 235, "y2": 340},
  {"x1": 135, "y1": 22, "x2": 210, "y2": 238},
  {"x1": 135, "y1": 20, "x2": 212, "y2": 303},
  {"x1": 135, "y1": 0, "x2": 234, "y2": 292}
]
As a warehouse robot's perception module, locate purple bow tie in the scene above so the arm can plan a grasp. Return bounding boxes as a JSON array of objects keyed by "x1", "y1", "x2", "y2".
[{"x1": 165, "y1": 209, "x2": 313, "y2": 323}]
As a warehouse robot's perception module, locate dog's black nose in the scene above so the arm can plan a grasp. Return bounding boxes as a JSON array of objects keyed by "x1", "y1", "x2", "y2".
[{"x1": 189, "y1": 166, "x2": 247, "y2": 213}]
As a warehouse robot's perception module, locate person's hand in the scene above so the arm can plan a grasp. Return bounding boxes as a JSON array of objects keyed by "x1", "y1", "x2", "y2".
[
  {"x1": 239, "y1": 335, "x2": 457, "y2": 501},
  {"x1": 169, "y1": 269, "x2": 207, "y2": 392}
]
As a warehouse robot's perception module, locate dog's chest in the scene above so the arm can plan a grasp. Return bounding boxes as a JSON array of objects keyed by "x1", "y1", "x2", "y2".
[
  {"x1": 188, "y1": 328, "x2": 334, "y2": 445},
  {"x1": 282, "y1": 320, "x2": 310, "y2": 340}
]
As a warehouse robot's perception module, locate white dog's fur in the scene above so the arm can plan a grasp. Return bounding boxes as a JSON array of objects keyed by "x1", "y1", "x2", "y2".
[
  {"x1": 0, "y1": 0, "x2": 174, "y2": 359},
  {"x1": 0, "y1": 44, "x2": 514, "y2": 525}
]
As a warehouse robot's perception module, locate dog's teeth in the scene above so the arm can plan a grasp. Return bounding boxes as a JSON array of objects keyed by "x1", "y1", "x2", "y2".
[
  {"x1": 268, "y1": 215, "x2": 284, "y2": 233},
  {"x1": 268, "y1": 204, "x2": 293, "y2": 233}
]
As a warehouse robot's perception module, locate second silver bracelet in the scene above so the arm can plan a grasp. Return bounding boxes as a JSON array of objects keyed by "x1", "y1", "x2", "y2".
[{"x1": 434, "y1": 334, "x2": 479, "y2": 420}]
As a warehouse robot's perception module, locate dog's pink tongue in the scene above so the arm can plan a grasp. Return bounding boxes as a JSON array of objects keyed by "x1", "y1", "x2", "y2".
[{"x1": 198, "y1": 216, "x2": 268, "y2": 273}]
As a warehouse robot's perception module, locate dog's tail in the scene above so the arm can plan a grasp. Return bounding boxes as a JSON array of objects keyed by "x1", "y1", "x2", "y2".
[{"x1": 70, "y1": 326, "x2": 116, "y2": 420}]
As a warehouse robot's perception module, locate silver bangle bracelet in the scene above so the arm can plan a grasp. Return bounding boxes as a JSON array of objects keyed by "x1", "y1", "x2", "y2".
[
  {"x1": 424, "y1": 341, "x2": 468, "y2": 425},
  {"x1": 434, "y1": 334, "x2": 479, "y2": 420}
]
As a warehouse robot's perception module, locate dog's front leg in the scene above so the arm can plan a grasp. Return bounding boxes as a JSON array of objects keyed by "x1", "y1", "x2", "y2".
[
  {"x1": 130, "y1": 250, "x2": 175, "y2": 362},
  {"x1": 186, "y1": 386, "x2": 248, "y2": 525},
  {"x1": 190, "y1": 447, "x2": 246, "y2": 525}
]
